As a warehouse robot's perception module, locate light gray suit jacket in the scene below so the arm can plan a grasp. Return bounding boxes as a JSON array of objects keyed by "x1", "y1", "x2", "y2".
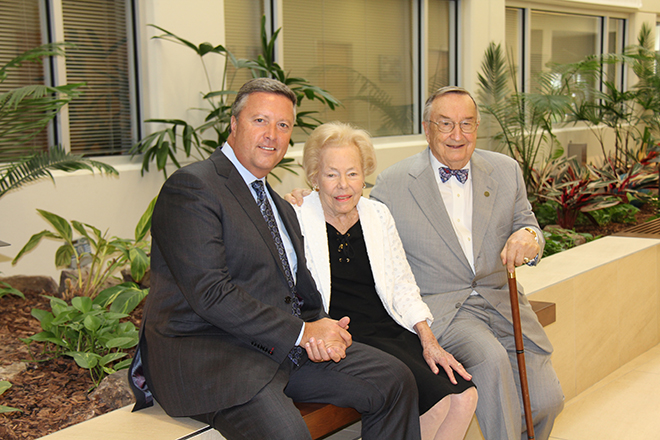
[{"x1": 370, "y1": 148, "x2": 552, "y2": 353}]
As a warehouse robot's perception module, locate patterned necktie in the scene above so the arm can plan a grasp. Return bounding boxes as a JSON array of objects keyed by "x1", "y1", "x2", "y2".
[
  {"x1": 251, "y1": 180, "x2": 303, "y2": 365},
  {"x1": 439, "y1": 167, "x2": 469, "y2": 184}
]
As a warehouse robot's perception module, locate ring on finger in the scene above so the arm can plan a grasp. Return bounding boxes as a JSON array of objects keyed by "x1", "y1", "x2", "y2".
[{"x1": 523, "y1": 257, "x2": 530, "y2": 264}]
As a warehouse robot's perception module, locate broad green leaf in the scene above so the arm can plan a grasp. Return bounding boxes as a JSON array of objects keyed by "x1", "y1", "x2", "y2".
[
  {"x1": 0, "y1": 380, "x2": 12, "y2": 394},
  {"x1": 113, "y1": 358, "x2": 132, "y2": 371},
  {"x1": 31, "y1": 308, "x2": 54, "y2": 329},
  {"x1": 93, "y1": 284, "x2": 126, "y2": 307},
  {"x1": 11, "y1": 230, "x2": 60, "y2": 265},
  {"x1": 50, "y1": 298, "x2": 71, "y2": 317},
  {"x1": 25, "y1": 331, "x2": 67, "y2": 347},
  {"x1": 129, "y1": 248, "x2": 149, "y2": 282},
  {"x1": 71, "y1": 220, "x2": 89, "y2": 238},
  {"x1": 105, "y1": 336, "x2": 137, "y2": 349},
  {"x1": 66, "y1": 351, "x2": 100, "y2": 369},
  {"x1": 72, "y1": 296, "x2": 93, "y2": 313},
  {"x1": 103, "y1": 311, "x2": 130, "y2": 321},
  {"x1": 37, "y1": 209, "x2": 72, "y2": 241},
  {"x1": 55, "y1": 244, "x2": 74, "y2": 268},
  {"x1": 100, "y1": 352, "x2": 128, "y2": 366},
  {"x1": 83, "y1": 314, "x2": 102, "y2": 332},
  {"x1": 0, "y1": 283, "x2": 25, "y2": 299},
  {"x1": 51, "y1": 309, "x2": 77, "y2": 325},
  {"x1": 109, "y1": 285, "x2": 148, "y2": 315}
]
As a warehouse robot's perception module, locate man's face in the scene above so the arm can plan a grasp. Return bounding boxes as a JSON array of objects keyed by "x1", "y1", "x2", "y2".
[
  {"x1": 423, "y1": 93, "x2": 478, "y2": 170},
  {"x1": 228, "y1": 92, "x2": 294, "y2": 178}
]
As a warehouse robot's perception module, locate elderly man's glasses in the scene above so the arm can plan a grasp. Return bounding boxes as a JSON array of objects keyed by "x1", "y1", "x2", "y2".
[{"x1": 427, "y1": 119, "x2": 478, "y2": 134}]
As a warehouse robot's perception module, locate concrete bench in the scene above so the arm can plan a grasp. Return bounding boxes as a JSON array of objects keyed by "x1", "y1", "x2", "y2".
[{"x1": 40, "y1": 300, "x2": 555, "y2": 440}]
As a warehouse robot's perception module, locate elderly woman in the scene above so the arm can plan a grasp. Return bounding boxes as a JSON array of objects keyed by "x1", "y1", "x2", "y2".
[{"x1": 294, "y1": 122, "x2": 477, "y2": 440}]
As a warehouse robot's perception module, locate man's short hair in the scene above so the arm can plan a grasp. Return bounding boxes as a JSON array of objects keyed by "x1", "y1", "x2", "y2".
[
  {"x1": 231, "y1": 78, "x2": 297, "y2": 121},
  {"x1": 423, "y1": 86, "x2": 481, "y2": 123}
]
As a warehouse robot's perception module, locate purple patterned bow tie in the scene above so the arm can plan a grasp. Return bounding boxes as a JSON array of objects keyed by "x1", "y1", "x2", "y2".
[{"x1": 439, "y1": 167, "x2": 469, "y2": 184}]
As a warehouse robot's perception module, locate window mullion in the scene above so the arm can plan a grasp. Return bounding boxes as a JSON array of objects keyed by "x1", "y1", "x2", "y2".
[
  {"x1": 522, "y1": 8, "x2": 531, "y2": 94},
  {"x1": 271, "y1": 0, "x2": 283, "y2": 67},
  {"x1": 46, "y1": 0, "x2": 72, "y2": 152}
]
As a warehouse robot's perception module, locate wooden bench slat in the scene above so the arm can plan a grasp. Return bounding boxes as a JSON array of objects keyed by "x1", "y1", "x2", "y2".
[{"x1": 294, "y1": 402, "x2": 360, "y2": 439}]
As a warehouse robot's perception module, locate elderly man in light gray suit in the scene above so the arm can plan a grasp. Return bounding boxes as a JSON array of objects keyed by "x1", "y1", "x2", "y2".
[{"x1": 370, "y1": 86, "x2": 564, "y2": 440}]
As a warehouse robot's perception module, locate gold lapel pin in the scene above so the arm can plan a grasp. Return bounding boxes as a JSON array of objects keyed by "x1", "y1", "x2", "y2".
[{"x1": 484, "y1": 191, "x2": 490, "y2": 197}]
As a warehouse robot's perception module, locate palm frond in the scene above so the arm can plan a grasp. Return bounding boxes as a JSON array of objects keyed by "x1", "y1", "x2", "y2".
[{"x1": 0, "y1": 146, "x2": 117, "y2": 199}]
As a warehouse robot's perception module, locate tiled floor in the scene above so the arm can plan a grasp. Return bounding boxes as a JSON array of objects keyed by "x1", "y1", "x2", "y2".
[
  {"x1": 326, "y1": 342, "x2": 660, "y2": 440},
  {"x1": 549, "y1": 341, "x2": 660, "y2": 440}
]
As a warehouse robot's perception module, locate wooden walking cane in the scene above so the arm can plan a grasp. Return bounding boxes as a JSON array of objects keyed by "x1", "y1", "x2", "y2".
[{"x1": 508, "y1": 269, "x2": 535, "y2": 440}]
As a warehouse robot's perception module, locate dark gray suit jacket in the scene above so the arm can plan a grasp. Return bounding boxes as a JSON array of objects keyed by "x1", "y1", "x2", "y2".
[{"x1": 138, "y1": 149, "x2": 325, "y2": 417}]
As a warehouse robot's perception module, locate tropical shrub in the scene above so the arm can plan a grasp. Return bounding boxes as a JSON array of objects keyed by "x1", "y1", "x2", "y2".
[
  {"x1": 543, "y1": 228, "x2": 596, "y2": 257},
  {"x1": 535, "y1": 157, "x2": 620, "y2": 229},
  {"x1": 12, "y1": 198, "x2": 156, "y2": 299},
  {"x1": 21, "y1": 284, "x2": 147, "y2": 387},
  {"x1": 477, "y1": 42, "x2": 571, "y2": 195}
]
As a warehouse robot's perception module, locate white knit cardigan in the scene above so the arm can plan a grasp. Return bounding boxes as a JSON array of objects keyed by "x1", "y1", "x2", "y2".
[{"x1": 294, "y1": 192, "x2": 433, "y2": 332}]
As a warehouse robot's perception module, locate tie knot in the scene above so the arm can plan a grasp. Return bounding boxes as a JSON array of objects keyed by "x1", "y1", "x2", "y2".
[
  {"x1": 251, "y1": 180, "x2": 266, "y2": 199},
  {"x1": 439, "y1": 167, "x2": 468, "y2": 184}
]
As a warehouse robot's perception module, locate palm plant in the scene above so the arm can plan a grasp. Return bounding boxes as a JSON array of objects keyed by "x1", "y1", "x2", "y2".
[
  {"x1": 477, "y1": 42, "x2": 572, "y2": 195},
  {"x1": 0, "y1": 43, "x2": 80, "y2": 154},
  {"x1": 561, "y1": 23, "x2": 660, "y2": 173},
  {"x1": 0, "y1": 42, "x2": 117, "y2": 199},
  {"x1": 131, "y1": 16, "x2": 340, "y2": 179},
  {"x1": 1, "y1": 145, "x2": 117, "y2": 199}
]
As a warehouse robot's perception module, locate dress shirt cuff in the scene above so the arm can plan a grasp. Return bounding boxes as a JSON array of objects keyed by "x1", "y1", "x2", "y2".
[{"x1": 295, "y1": 322, "x2": 305, "y2": 346}]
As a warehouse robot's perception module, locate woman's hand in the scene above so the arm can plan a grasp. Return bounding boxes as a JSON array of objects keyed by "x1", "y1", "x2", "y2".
[
  {"x1": 283, "y1": 188, "x2": 311, "y2": 206},
  {"x1": 414, "y1": 321, "x2": 472, "y2": 384}
]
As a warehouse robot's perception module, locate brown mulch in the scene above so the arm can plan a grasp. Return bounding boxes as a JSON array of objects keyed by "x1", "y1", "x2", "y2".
[
  {"x1": 0, "y1": 203, "x2": 657, "y2": 440},
  {"x1": 0, "y1": 289, "x2": 141, "y2": 440}
]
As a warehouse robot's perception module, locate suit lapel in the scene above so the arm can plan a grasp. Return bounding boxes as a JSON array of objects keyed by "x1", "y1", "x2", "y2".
[
  {"x1": 211, "y1": 150, "x2": 287, "y2": 277},
  {"x1": 408, "y1": 150, "x2": 472, "y2": 271},
  {"x1": 470, "y1": 151, "x2": 498, "y2": 271}
]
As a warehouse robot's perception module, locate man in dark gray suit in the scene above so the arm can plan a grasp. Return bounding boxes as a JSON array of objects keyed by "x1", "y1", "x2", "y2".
[
  {"x1": 130, "y1": 78, "x2": 421, "y2": 440},
  {"x1": 370, "y1": 86, "x2": 564, "y2": 440}
]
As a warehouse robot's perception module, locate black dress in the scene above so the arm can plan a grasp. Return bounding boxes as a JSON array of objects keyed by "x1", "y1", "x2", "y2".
[{"x1": 327, "y1": 220, "x2": 475, "y2": 414}]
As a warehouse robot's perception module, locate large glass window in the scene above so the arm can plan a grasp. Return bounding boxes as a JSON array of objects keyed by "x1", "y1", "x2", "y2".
[
  {"x1": 505, "y1": 8, "x2": 626, "y2": 93},
  {"x1": 427, "y1": 0, "x2": 454, "y2": 92},
  {"x1": 283, "y1": 0, "x2": 413, "y2": 138},
  {"x1": 61, "y1": 0, "x2": 136, "y2": 156},
  {"x1": 225, "y1": 0, "x2": 456, "y2": 141},
  {"x1": 530, "y1": 11, "x2": 599, "y2": 91},
  {"x1": 224, "y1": 0, "x2": 265, "y2": 93},
  {"x1": 0, "y1": 0, "x2": 48, "y2": 159},
  {"x1": 0, "y1": 0, "x2": 138, "y2": 160}
]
